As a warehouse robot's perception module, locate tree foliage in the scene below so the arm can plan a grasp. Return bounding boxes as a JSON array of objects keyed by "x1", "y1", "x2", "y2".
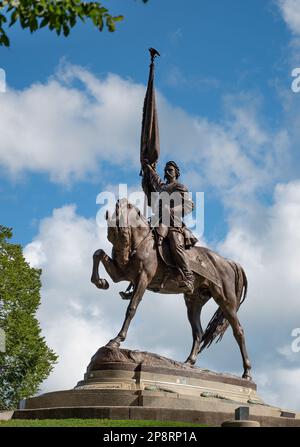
[
  {"x1": 0, "y1": 0, "x2": 149, "y2": 47},
  {"x1": 0, "y1": 225, "x2": 57, "y2": 410}
]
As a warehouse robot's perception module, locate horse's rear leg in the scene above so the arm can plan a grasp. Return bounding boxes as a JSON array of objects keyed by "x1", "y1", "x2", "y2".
[
  {"x1": 213, "y1": 288, "x2": 252, "y2": 379},
  {"x1": 232, "y1": 316, "x2": 252, "y2": 379},
  {"x1": 106, "y1": 271, "x2": 148, "y2": 349},
  {"x1": 230, "y1": 313, "x2": 251, "y2": 379},
  {"x1": 184, "y1": 290, "x2": 210, "y2": 365}
]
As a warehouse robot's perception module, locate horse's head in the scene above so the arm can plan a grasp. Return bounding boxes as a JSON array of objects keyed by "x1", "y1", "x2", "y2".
[{"x1": 106, "y1": 199, "x2": 148, "y2": 266}]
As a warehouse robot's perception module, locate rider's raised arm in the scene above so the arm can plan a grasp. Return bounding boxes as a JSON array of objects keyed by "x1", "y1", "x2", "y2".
[{"x1": 146, "y1": 164, "x2": 165, "y2": 192}]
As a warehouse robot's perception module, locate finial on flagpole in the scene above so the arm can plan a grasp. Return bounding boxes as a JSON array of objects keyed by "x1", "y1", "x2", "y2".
[{"x1": 148, "y1": 47, "x2": 160, "y2": 63}]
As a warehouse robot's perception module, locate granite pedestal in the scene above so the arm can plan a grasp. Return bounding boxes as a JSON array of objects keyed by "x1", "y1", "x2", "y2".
[{"x1": 12, "y1": 347, "x2": 300, "y2": 427}]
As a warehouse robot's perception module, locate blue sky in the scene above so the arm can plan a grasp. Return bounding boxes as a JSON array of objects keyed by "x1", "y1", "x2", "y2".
[
  {"x1": 0, "y1": 0, "x2": 294, "y2": 245},
  {"x1": 2, "y1": 0, "x2": 300, "y2": 411}
]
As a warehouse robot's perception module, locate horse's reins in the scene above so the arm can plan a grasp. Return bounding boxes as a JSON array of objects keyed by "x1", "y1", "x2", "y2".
[{"x1": 130, "y1": 227, "x2": 153, "y2": 258}]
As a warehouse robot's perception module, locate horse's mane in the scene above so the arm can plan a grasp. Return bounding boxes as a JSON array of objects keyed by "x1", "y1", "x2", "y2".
[
  {"x1": 130, "y1": 203, "x2": 150, "y2": 228},
  {"x1": 116, "y1": 198, "x2": 149, "y2": 229},
  {"x1": 110, "y1": 199, "x2": 150, "y2": 266}
]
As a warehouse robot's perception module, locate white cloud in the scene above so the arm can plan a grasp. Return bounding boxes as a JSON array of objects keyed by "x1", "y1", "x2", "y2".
[
  {"x1": 258, "y1": 368, "x2": 300, "y2": 410},
  {"x1": 0, "y1": 64, "x2": 144, "y2": 183},
  {"x1": 0, "y1": 62, "x2": 285, "y2": 201},
  {"x1": 214, "y1": 180, "x2": 300, "y2": 409},
  {"x1": 219, "y1": 180, "x2": 300, "y2": 309},
  {"x1": 278, "y1": 0, "x2": 300, "y2": 36}
]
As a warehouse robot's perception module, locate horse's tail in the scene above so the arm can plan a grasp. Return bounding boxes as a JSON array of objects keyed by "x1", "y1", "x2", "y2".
[{"x1": 199, "y1": 262, "x2": 248, "y2": 352}]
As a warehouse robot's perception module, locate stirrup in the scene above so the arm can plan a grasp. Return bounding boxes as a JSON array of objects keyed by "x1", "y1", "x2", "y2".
[
  {"x1": 119, "y1": 291, "x2": 133, "y2": 300},
  {"x1": 179, "y1": 280, "x2": 194, "y2": 295},
  {"x1": 119, "y1": 282, "x2": 134, "y2": 300},
  {"x1": 185, "y1": 284, "x2": 194, "y2": 295}
]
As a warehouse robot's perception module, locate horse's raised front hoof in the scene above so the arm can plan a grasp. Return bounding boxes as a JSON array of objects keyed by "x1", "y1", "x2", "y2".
[
  {"x1": 91, "y1": 276, "x2": 109, "y2": 290},
  {"x1": 91, "y1": 275, "x2": 100, "y2": 287},
  {"x1": 100, "y1": 279, "x2": 109, "y2": 290},
  {"x1": 93, "y1": 249, "x2": 104, "y2": 259}
]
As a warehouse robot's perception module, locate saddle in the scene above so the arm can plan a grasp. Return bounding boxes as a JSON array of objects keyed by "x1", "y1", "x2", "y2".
[
  {"x1": 119, "y1": 226, "x2": 221, "y2": 300},
  {"x1": 155, "y1": 229, "x2": 221, "y2": 289}
]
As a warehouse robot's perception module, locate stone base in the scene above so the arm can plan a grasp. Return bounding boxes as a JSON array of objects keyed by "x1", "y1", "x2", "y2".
[
  {"x1": 12, "y1": 347, "x2": 300, "y2": 427},
  {"x1": 222, "y1": 420, "x2": 261, "y2": 427}
]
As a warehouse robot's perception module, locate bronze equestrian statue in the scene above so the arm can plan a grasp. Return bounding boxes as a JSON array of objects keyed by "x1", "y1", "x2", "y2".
[
  {"x1": 91, "y1": 49, "x2": 252, "y2": 380},
  {"x1": 91, "y1": 197, "x2": 252, "y2": 380}
]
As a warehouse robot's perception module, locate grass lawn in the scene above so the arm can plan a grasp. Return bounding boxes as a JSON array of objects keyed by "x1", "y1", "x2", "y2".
[{"x1": 0, "y1": 418, "x2": 207, "y2": 427}]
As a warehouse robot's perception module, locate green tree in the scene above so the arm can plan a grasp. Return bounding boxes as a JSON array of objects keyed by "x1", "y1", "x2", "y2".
[
  {"x1": 0, "y1": 0, "x2": 149, "y2": 47},
  {"x1": 0, "y1": 225, "x2": 57, "y2": 410}
]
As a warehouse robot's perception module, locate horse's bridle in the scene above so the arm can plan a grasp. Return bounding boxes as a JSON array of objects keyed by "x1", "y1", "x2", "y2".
[{"x1": 129, "y1": 227, "x2": 153, "y2": 258}]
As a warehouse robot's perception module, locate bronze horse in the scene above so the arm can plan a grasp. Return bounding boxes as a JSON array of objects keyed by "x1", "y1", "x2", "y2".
[{"x1": 91, "y1": 199, "x2": 252, "y2": 379}]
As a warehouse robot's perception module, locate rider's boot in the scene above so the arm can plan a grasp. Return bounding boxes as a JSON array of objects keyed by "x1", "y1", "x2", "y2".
[
  {"x1": 179, "y1": 271, "x2": 194, "y2": 295},
  {"x1": 157, "y1": 235, "x2": 163, "y2": 246}
]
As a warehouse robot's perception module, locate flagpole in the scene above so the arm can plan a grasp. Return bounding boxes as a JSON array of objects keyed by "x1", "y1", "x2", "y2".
[{"x1": 141, "y1": 48, "x2": 160, "y2": 218}]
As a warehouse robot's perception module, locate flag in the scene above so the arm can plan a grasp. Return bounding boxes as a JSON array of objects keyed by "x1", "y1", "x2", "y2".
[{"x1": 140, "y1": 53, "x2": 160, "y2": 206}]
